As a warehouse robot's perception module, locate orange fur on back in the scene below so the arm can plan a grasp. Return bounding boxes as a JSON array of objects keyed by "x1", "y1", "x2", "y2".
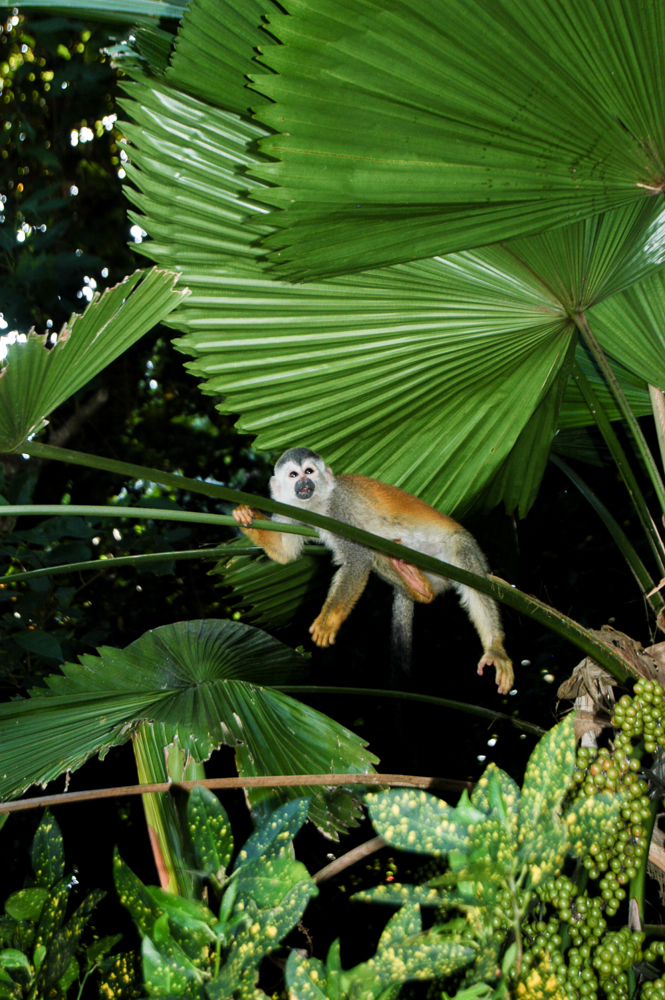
[{"x1": 338, "y1": 474, "x2": 461, "y2": 529}]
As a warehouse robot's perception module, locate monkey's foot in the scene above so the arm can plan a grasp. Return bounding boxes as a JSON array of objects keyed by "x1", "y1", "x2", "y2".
[
  {"x1": 309, "y1": 614, "x2": 341, "y2": 648},
  {"x1": 390, "y1": 541, "x2": 435, "y2": 603},
  {"x1": 477, "y1": 648, "x2": 514, "y2": 695},
  {"x1": 232, "y1": 504, "x2": 260, "y2": 528}
]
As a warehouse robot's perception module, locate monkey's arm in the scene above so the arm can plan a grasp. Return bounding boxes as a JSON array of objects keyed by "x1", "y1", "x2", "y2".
[
  {"x1": 309, "y1": 544, "x2": 372, "y2": 647},
  {"x1": 232, "y1": 504, "x2": 305, "y2": 564}
]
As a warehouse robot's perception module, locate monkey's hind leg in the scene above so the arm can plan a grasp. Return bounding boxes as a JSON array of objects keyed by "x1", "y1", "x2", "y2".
[{"x1": 309, "y1": 563, "x2": 371, "y2": 648}]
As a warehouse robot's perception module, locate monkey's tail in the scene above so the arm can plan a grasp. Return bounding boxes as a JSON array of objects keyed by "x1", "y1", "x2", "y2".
[{"x1": 390, "y1": 590, "x2": 414, "y2": 677}]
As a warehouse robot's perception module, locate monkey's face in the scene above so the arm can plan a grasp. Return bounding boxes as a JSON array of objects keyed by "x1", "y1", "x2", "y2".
[{"x1": 270, "y1": 453, "x2": 332, "y2": 508}]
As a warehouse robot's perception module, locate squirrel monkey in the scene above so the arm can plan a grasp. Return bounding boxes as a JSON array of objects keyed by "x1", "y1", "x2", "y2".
[{"x1": 232, "y1": 447, "x2": 514, "y2": 694}]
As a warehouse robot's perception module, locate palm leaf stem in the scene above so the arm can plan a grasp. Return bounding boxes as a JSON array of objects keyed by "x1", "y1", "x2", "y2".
[
  {"x1": 549, "y1": 454, "x2": 662, "y2": 611},
  {"x1": 649, "y1": 385, "x2": 665, "y2": 471},
  {"x1": 575, "y1": 313, "x2": 665, "y2": 514},
  {"x1": 133, "y1": 722, "x2": 200, "y2": 898},
  {"x1": 2, "y1": 546, "x2": 277, "y2": 584},
  {"x1": 571, "y1": 361, "x2": 665, "y2": 576},
  {"x1": 2, "y1": 503, "x2": 631, "y2": 680},
  {"x1": 276, "y1": 687, "x2": 544, "y2": 736}
]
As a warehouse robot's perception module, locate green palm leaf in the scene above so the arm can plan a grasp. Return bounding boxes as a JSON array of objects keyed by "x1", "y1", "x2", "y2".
[
  {"x1": 0, "y1": 620, "x2": 377, "y2": 835},
  {"x1": 213, "y1": 539, "x2": 328, "y2": 629},
  {"x1": 118, "y1": 31, "x2": 665, "y2": 515},
  {"x1": 250, "y1": 0, "x2": 665, "y2": 278},
  {"x1": 0, "y1": 268, "x2": 186, "y2": 453},
  {"x1": 587, "y1": 269, "x2": 665, "y2": 389}
]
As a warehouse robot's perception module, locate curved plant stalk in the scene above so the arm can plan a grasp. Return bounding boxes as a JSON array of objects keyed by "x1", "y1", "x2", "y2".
[
  {"x1": 2, "y1": 546, "x2": 269, "y2": 583},
  {"x1": 572, "y1": 362, "x2": 665, "y2": 576},
  {"x1": 575, "y1": 314, "x2": 665, "y2": 516},
  {"x1": 276, "y1": 687, "x2": 544, "y2": 736},
  {"x1": 133, "y1": 723, "x2": 203, "y2": 898},
  {"x1": 550, "y1": 453, "x2": 663, "y2": 612},
  {"x1": 649, "y1": 384, "x2": 665, "y2": 471},
  {"x1": 1, "y1": 498, "x2": 631, "y2": 681}
]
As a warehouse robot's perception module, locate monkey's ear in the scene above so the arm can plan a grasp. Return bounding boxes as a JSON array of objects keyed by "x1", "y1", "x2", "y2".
[
  {"x1": 269, "y1": 475, "x2": 281, "y2": 497},
  {"x1": 324, "y1": 465, "x2": 334, "y2": 482}
]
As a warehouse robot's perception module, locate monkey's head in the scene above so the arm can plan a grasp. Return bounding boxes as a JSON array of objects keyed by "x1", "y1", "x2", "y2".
[{"x1": 271, "y1": 447, "x2": 333, "y2": 507}]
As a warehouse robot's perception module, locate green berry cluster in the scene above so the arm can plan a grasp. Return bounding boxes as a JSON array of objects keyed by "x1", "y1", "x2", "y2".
[
  {"x1": 518, "y1": 678, "x2": 665, "y2": 998},
  {"x1": 573, "y1": 743, "x2": 649, "y2": 917},
  {"x1": 643, "y1": 940, "x2": 665, "y2": 999},
  {"x1": 612, "y1": 678, "x2": 665, "y2": 755}
]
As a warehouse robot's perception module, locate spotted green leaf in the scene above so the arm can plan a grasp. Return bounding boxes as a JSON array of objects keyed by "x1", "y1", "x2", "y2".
[
  {"x1": 187, "y1": 786, "x2": 233, "y2": 885},
  {"x1": 4, "y1": 888, "x2": 47, "y2": 923},
  {"x1": 366, "y1": 789, "x2": 476, "y2": 856},
  {"x1": 208, "y1": 882, "x2": 318, "y2": 1000},
  {"x1": 518, "y1": 715, "x2": 576, "y2": 867},
  {"x1": 30, "y1": 811, "x2": 65, "y2": 889}
]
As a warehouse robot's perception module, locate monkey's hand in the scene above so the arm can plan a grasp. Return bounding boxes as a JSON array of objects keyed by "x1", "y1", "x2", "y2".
[
  {"x1": 477, "y1": 646, "x2": 514, "y2": 695},
  {"x1": 232, "y1": 504, "x2": 261, "y2": 528}
]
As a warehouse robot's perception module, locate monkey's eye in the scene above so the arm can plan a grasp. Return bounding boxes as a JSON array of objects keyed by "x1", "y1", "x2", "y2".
[
  {"x1": 288, "y1": 471, "x2": 298, "y2": 477},
  {"x1": 304, "y1": 467, "x2": 314, "y2": 474}
]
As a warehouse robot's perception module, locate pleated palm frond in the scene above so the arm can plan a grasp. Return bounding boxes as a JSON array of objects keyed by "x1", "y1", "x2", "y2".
[
  {"x1": 0, "y1": 268, "x2": 186, "y2": 453},
  {"x1": 211, "y1": 539, "x2": 329, "y2": 629},
  {"x1": 0, "y1": 620, "x2": 378, "y2": 835},
  {"x1": 250, "y1": 0, "x2": 665, "y2": 279},
  {"x1": 119, "y1": 64, "x2": 665, "y2": 515}
]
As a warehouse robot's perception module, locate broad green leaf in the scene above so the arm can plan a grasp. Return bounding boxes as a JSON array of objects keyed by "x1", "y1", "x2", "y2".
[
  {"x1": 213, "y1": 540, "x2": 328, "y2": 630},
  {"x1": 366, "y1": 789, "x2": 472, "y2": 856},
  {"x1": 588, "y1": 268, "x2": 665, "y2": 390},
  {"x1": 142, "y1": 934, "x2": 206, "y2": 996},
  {"x1": 187, "y1": 786, "x2": 233, "y2": 883},
  {"x1": 233, "y1": 855, "x2": 313, "y2": 909},
  {"x1": 11, "y1": 629, "x2": 63, "y2": 663},
  {"x1": 119, "y1": 61, "x2": 665, "y2": 514},
  {"x1": 166, "y1": 0, "x2": 277, "y2": 116},
  {"x1": 208, "y1": 883, "x2": 318, "y2": 1000},
  {"x1": 114, "y1": 850, "x2": 168, "y2": 939},
  {"x1": 0, "y1": 952, "x2": 30, "y2": 974},
  {"x1": 4, "y1": 888, "x2": 47, "y2": 923},
  {"x1": 31, "y1": 811, "x2": 65, "y2": 888},
  {"x1": 0, "y1": 268, "x2": 187, "y2": 453},
  {"x1": 34, "y1": 879, "x2": 70, "y2": 955},
  {"x1": 286, "y1": 952, "x2": 331, "y2": 1000},
  {"x1": 146, "y1": 896, "x2": 215, "y2": 968},
  {"x1": 368, "y1": 903, "x2": 472, "y2": 981},
  {"x1": 558, "y1": 344, "x2": 652, "y2": 429},
  {"x1": 251, "y1": 0, "x2": 665, "y2": 278},
  {"x1": 518, "y1": 717, "x2": 576, "y2": 869},
  {"x1": 234, "y1": 799, "x2": 309, "y2": 866},
  {"x1": 0, "y1": 620, "x2": 376, "y2": 837},
  {"x1": 470, "y1": 765, "x2": 520, "y2": 829}
]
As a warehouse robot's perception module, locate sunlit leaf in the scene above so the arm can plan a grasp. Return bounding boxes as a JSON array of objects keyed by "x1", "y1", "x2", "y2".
[{"x1": 0, "y1": 268, "x2": 187, "y2": 453}]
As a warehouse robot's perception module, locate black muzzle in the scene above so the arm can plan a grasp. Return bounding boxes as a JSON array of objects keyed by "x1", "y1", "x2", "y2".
[{"x1": 295, "y1": 477, "x2": 315, "y2": 500}]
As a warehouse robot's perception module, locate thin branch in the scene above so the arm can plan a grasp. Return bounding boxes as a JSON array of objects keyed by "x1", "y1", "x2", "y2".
[
  {"x1": 313, "y1": 836, "x2": 387, "y2": 884},
  {"x1": 0, "y1": 772, "x2": 473, "y2": 815}
]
